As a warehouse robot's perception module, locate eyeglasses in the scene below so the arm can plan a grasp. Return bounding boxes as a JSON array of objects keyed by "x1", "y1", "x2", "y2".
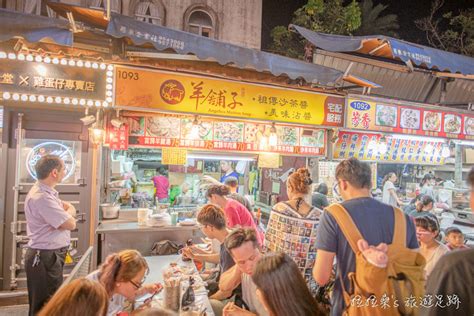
[{"x1": 129, "y1": 279, "x2": 143, "y2": 289}]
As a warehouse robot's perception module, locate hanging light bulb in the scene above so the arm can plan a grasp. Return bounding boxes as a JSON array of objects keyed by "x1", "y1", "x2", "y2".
[
  {"x1": 190, "y1": 115, "x2": 200, "y2": 140},
  {"x1": 89, "y1": 126, "x2": 105, "y2": 146},
  {"x1": 269, "y1": 123, "x2": 278, "y2": 147},
  {"x1": 259, "y1": 136, "x2": 269, "y2": 151},
  {"x1": 378, "y1": 135, "x2": 388, "y2": 155},
  {"x1": 424, "y1": 143, "x2": 434, "y2": 154},
  {"x1": 441, "y1": 145, "x2": 450, "y2": 158}
]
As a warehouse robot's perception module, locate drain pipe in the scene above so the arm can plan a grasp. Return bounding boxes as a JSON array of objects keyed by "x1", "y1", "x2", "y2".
[{"x1": 10, "y1": 113, "x2": 24, "y2": 290}]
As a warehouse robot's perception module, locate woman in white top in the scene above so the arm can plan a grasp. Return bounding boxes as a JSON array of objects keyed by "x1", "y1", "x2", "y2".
[
  {"x1": 415, "y1": 216, "x2": 450, "y2": 278},
  {"x1": 87, "y1": 249, "x2": 162, "y2": 316},
  {"x1": 382, "y1": 172, "x2": 403, "y2": 207}
]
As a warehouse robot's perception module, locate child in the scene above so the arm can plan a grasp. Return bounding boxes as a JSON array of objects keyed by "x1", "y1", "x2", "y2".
[{"x1": 445, "y1": 227, "x2": 469, "y2": 250}]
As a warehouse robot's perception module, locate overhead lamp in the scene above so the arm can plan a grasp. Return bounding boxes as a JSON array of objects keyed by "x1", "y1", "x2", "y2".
[
  {"x1": 190, "y1": 115, "x2": 200, "y2": 139},
  {"x1": 424, "y1": 143, "x2": 434, "y2": 154},
  {"x1": 378, "y1": 135, "x2": 388, "y2": 155},
  {"x1": 80, "y1": 108, "x2": 96, "y2": 126},
  {"x1": 269, "y1": 123, "x2": 278, "y2": 147},
  {"x1": 110, "y1": 109, "x2": 123, "y2": 128},
  {"x1": 259, "y1": 135, "x2": 269, "y2": 151},
  {"x1": 441, "y1": 145, "x2": 451, "y2": 158},
  {"x1": 89, "y1": 126, "x2": 105, "y2": 146},
  {"x1": 453, "y1": 140, "x2": 474, "y2": 147}
]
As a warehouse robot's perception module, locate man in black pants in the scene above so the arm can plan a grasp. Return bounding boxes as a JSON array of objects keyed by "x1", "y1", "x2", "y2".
[{"x1": 24, "y1": 155, "x2": 76, "y2": 315}]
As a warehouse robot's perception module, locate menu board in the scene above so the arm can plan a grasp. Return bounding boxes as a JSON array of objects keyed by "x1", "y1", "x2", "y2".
[
  {"x1": 162, "y1": 147, "x2": 187, "y2": 165},
  {"x1": 122, "y1": 112, "x2": 326, "y2": 156},
  {"x1": 347, "y1": 98, "x2": 474, "y2": 140},
  {"x1": 333, "y1": 131, "x2": 447, "y2": 164},
  {"x1": 106, "y1": 124, "x2": 129, "y2": 150}
]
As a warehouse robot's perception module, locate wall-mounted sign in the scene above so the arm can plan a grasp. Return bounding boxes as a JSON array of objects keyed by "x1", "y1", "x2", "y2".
[
  {"x1": 106, "y1": 124, "x2": 129, "y2": 150},
  {"x1": 0, "y1": 55, "x2": 109, "y2": 106},
  {"x1": 121, "y1": 112, "x2": 326, "y2": 156},
  {"x1": 162, "y1": 147, "x2": 187, "y2": 165},
  {"x1": 114, "y1": 66, "x2": 345, "y2": 127},
  {"x1": 333, "y1": 131, "x2": 446, "y2": 164},
  {"x1": 346, "y1": 98, "x2": 474, "y2": 140},
  {"x1": 26, "y1": 141, "x2": 76, "y2": 181}
]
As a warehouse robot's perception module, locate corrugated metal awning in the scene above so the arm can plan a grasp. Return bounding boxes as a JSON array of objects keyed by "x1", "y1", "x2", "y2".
[
  {"x1": 292, "y1": 25, "x2": 474, "y2": 75},
  {"x1": 0, "y1": 8, "x2": 73, "y2": 46}
]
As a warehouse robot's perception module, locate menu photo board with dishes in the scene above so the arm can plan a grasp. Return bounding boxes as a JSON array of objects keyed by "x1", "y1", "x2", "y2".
[
  {"x1": 122, "y1": 112, "x2": 326, "y2": 156},
  {"x1": 333, "y1": 131, "x2": 447, "y2": 164},
  {"x1": 347, "y1": 98, "x2": 474, "y2": 139}
]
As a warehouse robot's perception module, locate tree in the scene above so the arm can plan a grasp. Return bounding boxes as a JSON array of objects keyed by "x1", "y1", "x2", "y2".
[
  {"x1": 270, "y1": 0, "x2": 361, "y2": 59},
  {"x1": 354, "y1": 0, "x2": 399, "y2": 37},
  {"x1": 416, "y1": 0, "x2": 474, "y2": 57}
]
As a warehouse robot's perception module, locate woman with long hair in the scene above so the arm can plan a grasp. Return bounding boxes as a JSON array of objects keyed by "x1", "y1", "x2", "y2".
[
  {"x1": 38, "y1": 278, "x2": 108, "y2": 316},
  {"x1": 382, "y1": 172, "x2": 402, "y2": 207},
  {"x1": 415, "y1": 216, "x2": 449, "y2": 278},
  {"x1": 252, "y1": 253, "x2": 324, "y2": 316},
  {"x1": 206, "y1": 184, "x2": 262, "y2": 244},
  {"x1": 87, "y1": 249, "x2": 162, "y2": 316}
]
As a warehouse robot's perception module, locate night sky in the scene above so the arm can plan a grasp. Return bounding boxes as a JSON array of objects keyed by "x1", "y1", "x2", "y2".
[{"x1": 261, "y1": 0, "x2": 474, "y2": 50}]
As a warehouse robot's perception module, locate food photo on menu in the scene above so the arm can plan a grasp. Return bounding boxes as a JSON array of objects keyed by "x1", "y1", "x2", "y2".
[
  {"x1": 375, "y1": 104, "x2": 398, "y2": 127},
  {"x1": 400, "y1": 108, "x2": 421, "y2": 129},
  {"x1": 423, "y1": 111, "x2": 442, "y2": 132},
  {"x1": 443, "y1": 114, "x2": 461, "y2": 134}
]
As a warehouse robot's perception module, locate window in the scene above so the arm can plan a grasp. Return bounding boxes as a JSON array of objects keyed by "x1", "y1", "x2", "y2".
[
  {"x1": 89, "y1": 0, "x2": 120, "y2": 13},
  {"x1": 135, "y1": 1, "x2": 163, "y2": 25},
  {"x1": 188, "y1": 10, "x2": 213, "y2": 38}
]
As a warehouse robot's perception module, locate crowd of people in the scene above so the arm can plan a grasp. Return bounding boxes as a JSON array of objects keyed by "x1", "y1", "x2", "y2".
[{"x1": 24, "y1": 155, "x2": 473, "y2": 316}]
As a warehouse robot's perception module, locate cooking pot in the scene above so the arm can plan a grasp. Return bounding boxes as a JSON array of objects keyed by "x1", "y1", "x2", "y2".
[{"x1": 101, "y1": 203, "x2": 120, "y2": 219}]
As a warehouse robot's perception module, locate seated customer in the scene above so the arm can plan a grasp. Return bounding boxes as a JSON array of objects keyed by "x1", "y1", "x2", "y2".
[
  {"x1": 220, "y1": 228, "x2": 268, "y2": 316},
  {"x1": 38, "y1": 278, "x2": 108, "y2": 316},
  {"x1": 251, "y1": 253, "x2": 324, "y2": 316},
  {"x1": 87, "y1": 249, "x2": 162, "y2": 316},
  {"x1": 409, "y1": 195, "x2": 436, "y2": 219},
  {"x1": 444, "y1": 227, "x2": 469, "y2": 250},
  {"x1": 182, "y1": 204, "x2": 235, "y2": 299}
]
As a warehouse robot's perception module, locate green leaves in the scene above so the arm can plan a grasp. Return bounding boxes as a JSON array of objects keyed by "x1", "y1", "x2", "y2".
[{"x1": 270, "y1": 0, "x2": 363, "y2": 58}]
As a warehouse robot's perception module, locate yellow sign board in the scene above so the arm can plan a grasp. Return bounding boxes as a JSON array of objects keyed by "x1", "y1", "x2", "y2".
[
  {"x1": 114, "y1": 66, "x2": 344, "y2": 127},
  {"x1": 162, "y1": 147, "x2": 187, "y2": 165}
]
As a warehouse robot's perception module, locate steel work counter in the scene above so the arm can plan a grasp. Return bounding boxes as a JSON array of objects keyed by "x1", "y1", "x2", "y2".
[{"x1": 96, "y1": 221, "x2": 204, "y2": 265}]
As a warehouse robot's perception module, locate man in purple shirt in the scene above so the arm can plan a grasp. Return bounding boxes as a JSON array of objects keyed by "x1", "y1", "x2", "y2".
[{"x1": 24, "y1": 155, "x2": 76, "y2": 315}]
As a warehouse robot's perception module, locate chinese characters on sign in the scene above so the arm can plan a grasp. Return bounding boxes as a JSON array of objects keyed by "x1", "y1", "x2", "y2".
[
  {"x1": 333, "y1": 131, "x2": 446, "y2": 164},
  {"x1": 124, "y1": 113, "x2": 326, "y2": 156},
  {"x1": 346, "y1": 98, "x2": 474, "y2": 140},
  {"x1": 118, "y1": 25, "x2": 185, "y2": 51},
  {"x1": 114, "y1": 66, "x2": 345, "y2": 127},
  {"x1": 106, "y1": 124, "x2": 129, "y2": 150},
  {"x1": 161, "y1": 147, "x2": 187, "y2": 165},
  {"x1": 0, "y1": 59, "x2": 106, "y2": 101}
]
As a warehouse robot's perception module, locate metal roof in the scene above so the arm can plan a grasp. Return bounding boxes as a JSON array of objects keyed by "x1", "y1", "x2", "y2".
[
  {"x1": 313, "y1": 50, "x2": 474, "y2": 107},
  {"x1": 292, "y1": 25, "x2": 474, "y2": 75},
  {"x1": 0, "y1": 8, "x2": 73, "y2": 46}
]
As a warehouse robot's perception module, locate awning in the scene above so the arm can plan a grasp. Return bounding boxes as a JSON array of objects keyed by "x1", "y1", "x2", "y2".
[
  {"x1": 0, "y1": 9, "x2": 73, "y2": 46},
  {"x1": 291, "y1": 25, "x2": 474, "y2": 75},
  {"x1": 47, "y1": 3, "x2": 343, "y2": 85},
  {"x1": 105, "y1": 13, "x2": 344, "y2": 85}
]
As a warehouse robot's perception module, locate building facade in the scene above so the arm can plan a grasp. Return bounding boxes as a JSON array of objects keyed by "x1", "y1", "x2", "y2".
[{"x1": 3, "y1": 0, "x2": 263, "y2": 49}]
